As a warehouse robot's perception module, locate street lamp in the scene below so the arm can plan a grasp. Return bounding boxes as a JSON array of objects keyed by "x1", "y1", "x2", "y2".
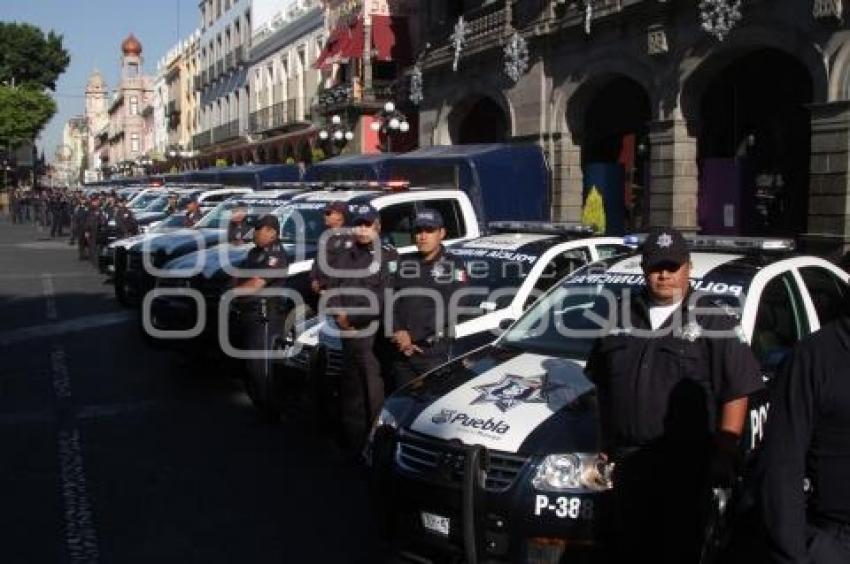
[
  {"x1": 370, "y1": 101, "x2": 410, "y2": 152},
  {"x1": 319, "y1": 114, "x2": 354, "y2": 154}
]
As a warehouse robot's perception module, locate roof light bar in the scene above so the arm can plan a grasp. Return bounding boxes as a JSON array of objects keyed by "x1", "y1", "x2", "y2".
[
  {"x1": 623, "y1": 233, "x2": 795, "y2": 252},
  {"x1": 488, "y1": 221, "x2": 596, "y2": 235}
]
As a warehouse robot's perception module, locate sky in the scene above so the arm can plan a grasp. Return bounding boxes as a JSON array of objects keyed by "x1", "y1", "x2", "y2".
[{"x1": 3, "y1": 0, "x2": 202, "y2": 162}]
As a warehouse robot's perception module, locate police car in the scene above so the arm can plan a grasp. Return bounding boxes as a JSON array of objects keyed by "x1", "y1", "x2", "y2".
[
  {"x1": 366, "y1": 237, "x2": 850, "y2": 563},
  {"x1": 114, "y1": 188, "x2": 298, "y2": 305},
  {"x1": 148, "y1": 182, "x2": 483, "y2": 415},
  {"x1": 284, "y1": 223, "x2": 631, "y2": 413}
]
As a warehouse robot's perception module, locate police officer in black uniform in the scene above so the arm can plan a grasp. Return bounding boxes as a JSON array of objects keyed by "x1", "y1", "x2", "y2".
[
  {"x1": 310, "y1": 200, "x2": 350, "y2": 295},
  {"x1": 390, "y1": 209, "x2": 468, "y2": 389},
  {"x1": 183, "y1": 196, "x2": 203, "y2": 227},
  {"x1": 758, "y1": 314, "x2": 850, "y2": 563},
  {"x1": 326, "y1": 204, "x2": 398, "y2": 452},
  {"x1": 114, "y1": 198, "x2": 139, "y2": 238},
  {"x1": 235, "y1": 214, "x2": 289, "y2": 418},
  {"x1": 585, "y1": 228, "x2": 764, "y2": 564}
]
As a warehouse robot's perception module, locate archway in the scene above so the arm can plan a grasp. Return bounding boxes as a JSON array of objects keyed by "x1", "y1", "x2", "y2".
[
  {"x1": 449, "y1": 96, "x2": 509, "y2": 144},
  {"x1": 569, "y1": 75, "x2": 652, "y2": 233},
  {"x1": 688, "y1": 48, "x2": 813, "y2": 236}
]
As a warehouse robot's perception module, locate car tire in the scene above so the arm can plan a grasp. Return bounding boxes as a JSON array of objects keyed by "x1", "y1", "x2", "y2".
[{"x1": 244, "y1": 304, "x2": 314, "y2": 422}]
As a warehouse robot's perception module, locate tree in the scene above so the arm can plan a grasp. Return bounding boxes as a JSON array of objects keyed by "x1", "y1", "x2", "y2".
[
  {"x1": 0, "y1": 86, "x2": 56, "y2": 148},
  {"x1": 0, "y1": 22, "x2": 70, "y2": 91},
  {"x1": 582, "y1": 185, "x2": 607, "y2": 235}
]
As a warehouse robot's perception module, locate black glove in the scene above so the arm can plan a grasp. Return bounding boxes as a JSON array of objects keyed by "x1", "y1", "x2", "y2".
[{"x1": 709, "y1": 431, "x2": 743, "y2": 487}]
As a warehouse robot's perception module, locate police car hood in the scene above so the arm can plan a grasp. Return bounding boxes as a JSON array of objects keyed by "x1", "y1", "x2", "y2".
[
  {"x1": 135, "y1": 211, "x2": 168, "y2": 224},
  {"x1": 137, "y1": 228, "x2": 225, "y2": 255},
  {"x1": 111, "y1": 231, "x2": 173, "y2": 251},
  {"x1": 163, "y1": 241, "x2": 318, "y2": 279},
  {"x1": 388, "y1": 344, "x2": 599, "y2": 456}
]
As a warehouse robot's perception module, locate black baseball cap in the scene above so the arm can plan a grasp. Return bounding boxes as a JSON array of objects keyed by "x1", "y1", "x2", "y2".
[
  {"x1": 255, "y1": 214, "x2": 280, "y2": 232},
  {"x1": 641, "y1": 227, "x2": 689, "y2": 270},
  {"x1": 350, "y1": 204, "x2": 378, "y2": 225},
  {"x1": 414, "y1": 209, "x2": 444, "y2": 230}
]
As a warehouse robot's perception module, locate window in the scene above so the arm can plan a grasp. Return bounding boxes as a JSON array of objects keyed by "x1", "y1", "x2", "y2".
[
  {"x1": 129, "y1": 96, "x2": 139, "y2": 116},
  {"x1": 416, "y1": 199, "x2": 465, "y2": 240},
  {"x1": 751, "y1": 274, "x2": 809, "y2": 368},
  {"x1": 596, "y1": 244, "x2": 633, "y2": 260},
  {"x1": 127, "y1": 62, "x2": 139, "y2": 78},
  {"x1": 378, "y1": 203, "x2": 417, "y2": 248},
  {"x1": 532, "y1": 248, "x2": 590, "y2": 298},
  {"x1": 130, "y1": 134, "x2": 140, "y2": 153},
  {"x1": 799, "y1": 266, "x2": 850, "y2": 326}
]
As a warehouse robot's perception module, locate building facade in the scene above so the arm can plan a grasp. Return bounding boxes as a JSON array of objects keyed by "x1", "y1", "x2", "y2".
[
  {"x1": 58, "y1": 117, "x2": 86, "y2": 186},
  {"x1": 84, "y1": 70, "x2": 109, "y2": 179},
  {"x1": 415, "y1": 0, "x2": 850, "y2": 253},
  {"x1": 98, "y1": 34, "x2": 154, "y2": 176}
]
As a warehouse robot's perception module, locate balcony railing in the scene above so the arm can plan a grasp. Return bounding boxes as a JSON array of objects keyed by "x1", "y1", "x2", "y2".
[
  {"x1": 193, "y1": 130, "x2": 212, "y2": 149},
  {"x1": 249, "y1": 99, "x2": 309, "y2": 133},
  {"x1": 273, "y1": 84, "x2": 284, "y2": 105},
  {"x1": 234, "y1": 45, "x2": 244, "y2": 65},
  {"x1": 216, "y1": 59, "x2": 224, "y2": 77},
  {"x1": 424, "y1": 1, "x2": 510, "y2": 66},
  {"x1": 226, "y1": 52, "x2": 234, "y2": 70},
  {"x1": 212, "y1": 120, "x2": 240, "y2": 144},
  {"x1": 207, "y1": 65, "x2": 215, "y2": 81}
]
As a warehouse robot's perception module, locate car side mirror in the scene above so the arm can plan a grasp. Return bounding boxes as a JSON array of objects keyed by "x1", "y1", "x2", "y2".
[{"x1": 479, "y1": 301, "x2": 498, "y2": 313}]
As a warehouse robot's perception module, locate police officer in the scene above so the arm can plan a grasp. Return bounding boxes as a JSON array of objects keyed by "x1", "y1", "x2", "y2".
[
  {"x1": 226, "y1": 204, "x2": 250, "y2": 244},
  {"x1": 84, "y1": 195, "x2": 108, "y2": 268},
  {"x1": 235, "y1": 214, "x2": 289, "y2": 418},
  {"x1": 114, "y1": 198, "x2": 139, "y2": 238},
  {"x1": 326, "y1": 204, "x2": 398, "y2": 452},
  {"x1": 390, "y1": 209, "x2": 468, "y2": 388},
  {"x1": 183, "y1": 196, "x2": 203, "y2": 227},
  {"x1": 758, "y1": 314, "x2": 850, "y2": 563},
  {"x1": 309, "y1": 200, "x2": 349, "y2": 295},
  {"x1": 585, "y1": 227, "x2": 763, "y2": 564}
]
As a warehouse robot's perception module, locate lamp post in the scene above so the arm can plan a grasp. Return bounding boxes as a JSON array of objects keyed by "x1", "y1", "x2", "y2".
[
  {"x1": 319, "y1": 114, "x2": 354, "y2": 155},
  {"x1": 370, "y1": 101, "x2": 409, "y2": 153}
]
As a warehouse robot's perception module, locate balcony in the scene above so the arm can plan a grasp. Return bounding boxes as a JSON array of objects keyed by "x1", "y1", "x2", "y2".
[
  {"x1": 207, "y1": 64, "x2": 215, "y2": 81},
  {"x1": 249, "y1": 107, "x2": 270, "y2": 133},
  {"x1": 212, "y1": 120, "x2": 240, "y2": 144},
  {"x1": 249, "y1": 99, "x2": 309, "y2": 134},
  {"x1": 234, "y1": 45, "x2": 244, "y2": 65},
  {"x1": 216, "y1": 59, "x2": 224, "y2": 77},
  {"x1": 226, "y1": 51, "x2": 234, "y2": 70},
  {"x1": 272, "y1": 84, "x2": 284, "y2": 105},
  {"x1": 424, "y1": 1, "x2": 511, "y2": 68},
  {"x1": 193, "y1": 131, "x2": 212, "y2": 149}
]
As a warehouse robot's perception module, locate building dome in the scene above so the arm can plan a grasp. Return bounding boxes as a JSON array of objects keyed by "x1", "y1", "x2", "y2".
[
  {"x1": 86, "y1": 69, "x2": 106, "y2": 90},
  {"x1": 121, "y1": 33, "x2": 142, "y2": 56}
]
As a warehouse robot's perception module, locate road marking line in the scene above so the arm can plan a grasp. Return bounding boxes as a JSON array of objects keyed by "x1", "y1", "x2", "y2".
[
  {"x1": 42, "y1": 273, "x2": 58, "y2": 321},
  {"x1": 57, "y1": 428, "x2": 101, "y2": 564},
  {"x1": 51, "y1": 345, "x2": 101, "y2": 564},
  {"x1": 0, "y1": 311, "x2": 134, "y2": 347},
  {"x1": 0, "y1": 272, "x2": 93, "y2": 281}
]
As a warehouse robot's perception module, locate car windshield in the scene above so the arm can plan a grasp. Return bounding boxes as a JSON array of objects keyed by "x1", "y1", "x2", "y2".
[
  {"x1": 141, "y1": 195, "x2": 172, "y2": 212},
  {"x1": 195, "y1": 199, "x2": 283, "y2": 229},
  {"x1": 151, "y1": 214, "x2": 189, "y2": 231},
  {"x1": 501, "y1": 265, "x2": 752, "y2": 358},
  {"x1": 129, "y1": 193, "x2": 160, "y2": 209},
  {"x1": 275, "y1": 203, "x2": 327, "y2": 244}
]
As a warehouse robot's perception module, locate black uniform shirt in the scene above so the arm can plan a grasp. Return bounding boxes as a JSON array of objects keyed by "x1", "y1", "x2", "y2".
[
  {"x1": 391, "y1": 246, "x2": 469, "y2": 343},
  {"x1": 309, "y1": 230, "x2": 353, "y2": 291},
  {"x1": 585, "y1": 292, "x2": 763, "y2": 453},
  {"x1": 243, "y1": 242, "x2": 288, "y2": 287},
  {"x1": 327, "y1": 241, "x2": 398, "y2": 328},
  {"x1": 759, "y1": 317, "x2": 850, "y2": 562},
  {"x1": 115, "y1": 207, "x2": 139, "y2": 237}
]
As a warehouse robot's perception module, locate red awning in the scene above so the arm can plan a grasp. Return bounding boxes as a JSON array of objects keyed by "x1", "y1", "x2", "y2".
[
  {"x1": 371, "y1": 15, "x2": 412, "y2": 64},
  {"x1": 314, "y1": 18, "x2": 365, "y2": 69}
]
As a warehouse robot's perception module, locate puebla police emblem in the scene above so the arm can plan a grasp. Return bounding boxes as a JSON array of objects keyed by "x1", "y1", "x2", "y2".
[
  {"x1": 657, "y1": 232, "x2": 673, "y2": 248},
  {"x1": 471, "y1": 374, "x2": 547, "y2": 412}
]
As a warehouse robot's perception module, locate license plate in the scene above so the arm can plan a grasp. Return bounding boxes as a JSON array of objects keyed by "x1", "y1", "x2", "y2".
[{"x1": 420, "y1": 511, "x2": 450, "y2": 537}]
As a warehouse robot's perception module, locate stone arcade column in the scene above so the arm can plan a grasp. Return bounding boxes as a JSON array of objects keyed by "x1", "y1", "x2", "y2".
[
  {"x1": 647, "y1": 118, "x2": 699, "y2": 232},
  {"x1": 551, "y1": 133, "x2": 584, "y2": 222},
  {"x1": 805, "y1": 101, "x2": 850, "y2": 256}
]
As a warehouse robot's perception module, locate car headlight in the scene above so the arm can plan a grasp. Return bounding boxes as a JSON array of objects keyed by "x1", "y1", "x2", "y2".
[{"x1": 532, "y1": 453, "x2": 614, "y2": 493}]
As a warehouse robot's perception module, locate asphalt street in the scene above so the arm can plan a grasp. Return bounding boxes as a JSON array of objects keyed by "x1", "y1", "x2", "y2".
[{"x1": 0, "y1": 216, "x2": 381, "y2": 563}]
